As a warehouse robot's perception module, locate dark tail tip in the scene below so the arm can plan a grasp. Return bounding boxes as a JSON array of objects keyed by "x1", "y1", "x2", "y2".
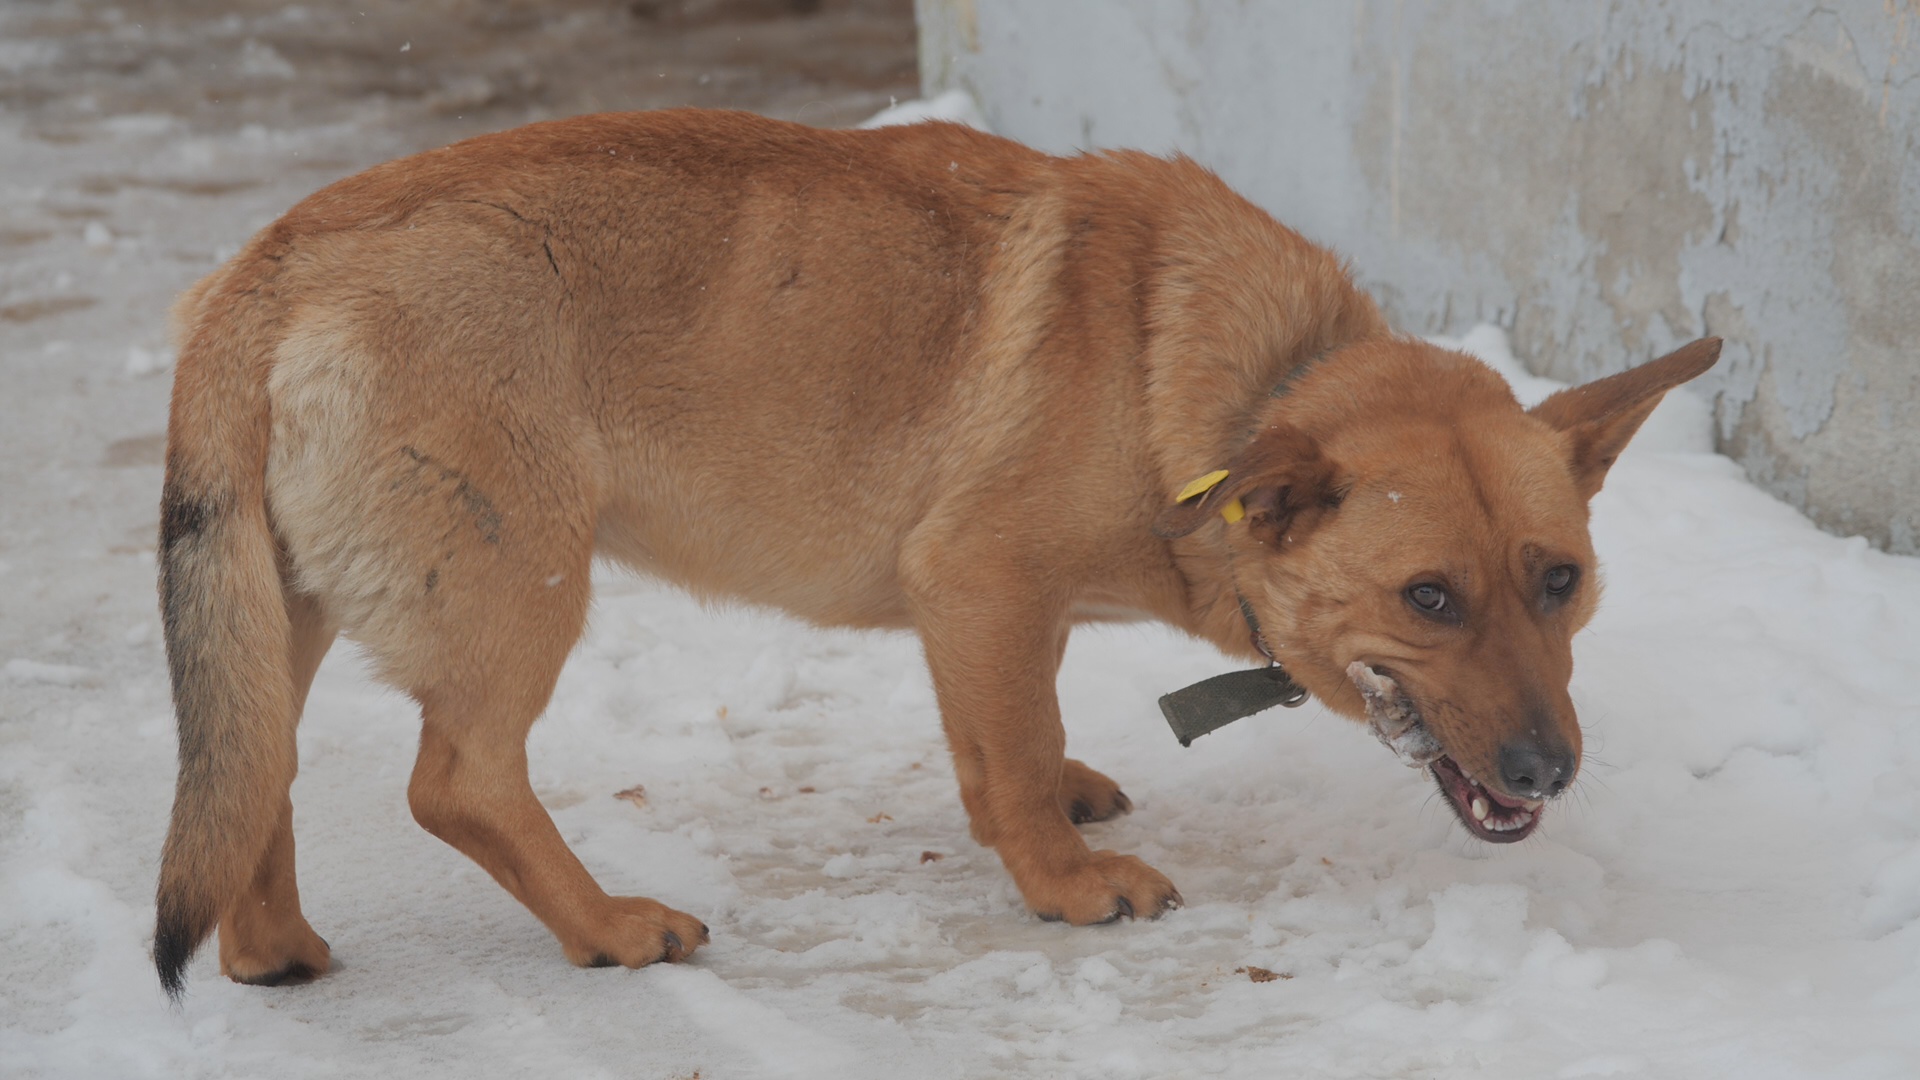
[{"x1": 154, "y1": 908, "x2": 201, "y2": 1003}]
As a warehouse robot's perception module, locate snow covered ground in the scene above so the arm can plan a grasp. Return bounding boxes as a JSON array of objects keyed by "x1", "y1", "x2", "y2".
[{"x1": 5, "y1": 14, "x2": 1920, "y2": 1076}]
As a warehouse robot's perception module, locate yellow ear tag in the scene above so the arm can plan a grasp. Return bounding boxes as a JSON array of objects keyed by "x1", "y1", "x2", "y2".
[
  {"x1": 1177, "y1": 469, "x2": 1230, "y2": 503},
  {"x1": 1220, "y1": 498, "x2": 1246, "y2": 524}
]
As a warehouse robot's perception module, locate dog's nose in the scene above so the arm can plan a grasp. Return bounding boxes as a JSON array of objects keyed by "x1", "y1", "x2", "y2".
[{"x1": 1499, "y1": 740, "x2": 1575, "y2": 798}]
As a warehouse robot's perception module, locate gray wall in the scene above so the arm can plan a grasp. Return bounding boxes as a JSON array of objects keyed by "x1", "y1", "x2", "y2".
[{"x1": 918, "y1": 0, "x2": 1920, "y2": 552}]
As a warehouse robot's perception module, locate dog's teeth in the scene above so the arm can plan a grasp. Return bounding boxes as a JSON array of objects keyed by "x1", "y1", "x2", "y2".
[
  {"x1": 1471, "y1": 797, "x2": 1489, "y2": 822},
  {"x1": 1482, "y1": 810, "x2": 1536, "y2": 833}
]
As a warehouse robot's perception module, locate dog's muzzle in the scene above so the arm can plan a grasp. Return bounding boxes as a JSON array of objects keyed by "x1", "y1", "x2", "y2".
[{"x1": 1345, "y1": 661, "x2": 1547, "y2": 843}]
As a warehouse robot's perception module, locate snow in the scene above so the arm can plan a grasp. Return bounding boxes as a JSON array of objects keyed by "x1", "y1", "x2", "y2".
[
  {"x1": 856, "y1": 89, "x2": 988, "y2": 131},
  {"x1": 4, "y1": 80, "x2": 1919, "y2": 1077}
]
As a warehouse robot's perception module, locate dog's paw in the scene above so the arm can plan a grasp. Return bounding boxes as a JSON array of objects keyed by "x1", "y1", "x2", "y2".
[
  {"x1": 1059, "y1": 758, "x2": 1133, "y2": 825},
  {"x1": 563, "y1": 897, "x2": 710, "y2": 969},
  {"x1": 220, "y1": 917, "x2": 332, "y2": 987},
  {"x1": 1027, "y1": 851, "x2": 1181, "y2": 926}
]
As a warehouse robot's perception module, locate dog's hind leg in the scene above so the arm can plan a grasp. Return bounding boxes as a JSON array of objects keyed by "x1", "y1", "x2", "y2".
[
  {"x1": 388, "y1": 517, "x2": 709, "y2": 970},
  {"x1": 215, "y1": 589, "x2": 336, "y2": 985},
  {"x1": 403, "y1": 619, "x2": 710, "y2": 967}
]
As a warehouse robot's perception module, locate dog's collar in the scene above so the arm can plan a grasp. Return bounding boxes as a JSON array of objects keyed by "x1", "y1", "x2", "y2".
[
  {"x1": 1169, "y1": 345, "x2": 1335, "y2": 528},
  {"x1": 1237, "y1": 592, "x2": 1276, "y2": 663},
  {"x1": 1158, "y1": 591, "x2": 1309, "y2": 747},
  {"x1": 1270, "y1": 345, "x2": 1336, "y2": 399},
  {"x1": 1157, "y1": 367, "x2": 1328, "y2": 747}
]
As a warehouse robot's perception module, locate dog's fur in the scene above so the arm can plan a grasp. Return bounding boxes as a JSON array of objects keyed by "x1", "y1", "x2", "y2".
[{"x1": 154, "y1": 108, "x2": 1717, "y2": 994}]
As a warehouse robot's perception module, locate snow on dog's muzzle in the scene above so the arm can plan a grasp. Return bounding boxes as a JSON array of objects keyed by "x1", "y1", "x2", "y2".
[{"x1": 1345, "y1": 661, "x2": 1443, "y2": 767}]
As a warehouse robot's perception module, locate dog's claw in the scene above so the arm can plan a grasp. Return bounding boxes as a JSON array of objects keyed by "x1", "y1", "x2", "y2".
[
  {"x1": 1108, "y1": 895, "x2": 1135, "y2": 923},
  {"x1": 569, "y1": 897, "x2": 708, "y2": 968}
]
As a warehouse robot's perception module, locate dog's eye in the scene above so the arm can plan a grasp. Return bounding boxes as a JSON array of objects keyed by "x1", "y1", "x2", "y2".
[
  {"x1": 1545, "y1": 565, "x2": 1578, "y2": 596},
  {"x1": 1406, "y1": 583, "x2": 1448, "y2": 613}
]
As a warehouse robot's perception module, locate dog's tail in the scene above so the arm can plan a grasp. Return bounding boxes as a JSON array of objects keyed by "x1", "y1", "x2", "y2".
[{"x1": 153, "y1": 247, "x2": 297, "y2": 1000}]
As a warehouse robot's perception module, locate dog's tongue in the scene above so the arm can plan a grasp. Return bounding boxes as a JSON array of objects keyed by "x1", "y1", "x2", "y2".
[
  {"x1": 1346, "y1": 662, "x2": 1444, "y2": 768},
  {"x1": 1482, "y1": 784, "x2": 1537, "y2": 812}
]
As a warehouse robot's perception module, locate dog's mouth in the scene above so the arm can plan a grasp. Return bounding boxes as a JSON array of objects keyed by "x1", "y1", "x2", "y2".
[
  {"x1": 1427, "y1": 754, "x2": 1543, "y2": 842},
  {"x1": 1344, "y1": 661, "x2": 1544, "y2": 844}
]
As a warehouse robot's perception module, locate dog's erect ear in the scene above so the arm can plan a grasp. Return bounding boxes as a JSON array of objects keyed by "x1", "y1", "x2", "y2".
[
  {"x1": 1529, "y1": 337, "x2": 1721, "y2": 500},
  {"x1": 1153, "y1": 423, "x2": 1339, "y2": 544}
]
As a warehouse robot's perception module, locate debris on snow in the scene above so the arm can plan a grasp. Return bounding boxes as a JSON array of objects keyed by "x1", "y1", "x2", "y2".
[{"x1": 1235, "y1": 966, "x2": 1289, "y2": 983}]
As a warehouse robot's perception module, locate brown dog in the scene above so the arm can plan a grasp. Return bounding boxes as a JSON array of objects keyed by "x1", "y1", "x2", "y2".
[{"x1": 153, "y1": 108, "x2": 1718, "y2": 994}]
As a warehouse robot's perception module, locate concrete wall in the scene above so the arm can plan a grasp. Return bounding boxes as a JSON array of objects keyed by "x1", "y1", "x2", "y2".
[{"x1": 918, "y1": 0, "x2": 1920, "y2": 552}]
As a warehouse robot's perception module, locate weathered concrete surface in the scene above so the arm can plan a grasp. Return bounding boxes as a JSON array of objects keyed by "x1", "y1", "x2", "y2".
[{"x1": 919, "y1": 0, "x2": 1920, "y2": 551}]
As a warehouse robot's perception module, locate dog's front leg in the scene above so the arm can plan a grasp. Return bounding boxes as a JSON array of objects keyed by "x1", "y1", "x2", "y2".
[{"x1": 906, "y1": 562, "x2": 1180, "y2": 924}]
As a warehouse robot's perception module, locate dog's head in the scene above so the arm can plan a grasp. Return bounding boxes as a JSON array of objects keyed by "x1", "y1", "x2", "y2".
[{"x1": 1156, "y1": 337, "x2": 1720, "y2": 842}]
